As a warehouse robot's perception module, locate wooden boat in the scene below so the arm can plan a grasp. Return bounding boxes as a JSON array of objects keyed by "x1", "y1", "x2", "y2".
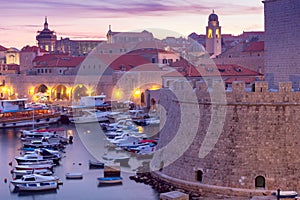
[
  {"x1": 10, "y1": 174, "x2": 60, "y2": 191},
  {"x1": 89, "y1": 160, "x2": 104, "y2": 169},
  {"x1": 97, "y1": 177, "x2": 122, "y2": 184},
  {"x1": 65, "y1": 173, "x2": 83, "y2": 179},
  {"x1": 0, "y1": 99, "x2": 61, "y2": 129}
]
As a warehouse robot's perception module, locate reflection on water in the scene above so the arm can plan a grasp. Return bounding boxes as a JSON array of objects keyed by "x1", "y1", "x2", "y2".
[{"x1": 0, "y1": 125, "x2": 159, "y2": 200}]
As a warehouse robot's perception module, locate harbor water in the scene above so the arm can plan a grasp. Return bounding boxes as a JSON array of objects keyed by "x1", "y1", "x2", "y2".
[{"x1": 0, "y1": 124, "x2": 159, "y2": 200}]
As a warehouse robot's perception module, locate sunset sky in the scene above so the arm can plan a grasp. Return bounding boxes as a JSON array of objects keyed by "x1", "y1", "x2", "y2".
[{"x1": 0, "y1": 0, "x2": 264, "y2": 49}]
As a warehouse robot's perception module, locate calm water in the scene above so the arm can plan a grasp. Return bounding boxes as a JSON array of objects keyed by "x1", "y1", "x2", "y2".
[{"x1": 0, "y1": 124, "x2": 159, "y2": 200}]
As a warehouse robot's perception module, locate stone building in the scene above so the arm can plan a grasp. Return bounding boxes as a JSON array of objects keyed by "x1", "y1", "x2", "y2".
[
  {"x1": 36, "y1": 17, "x2": 57, "y2": 52},
  {"x1": 264, "y1": 0, "x2": 300, "y2": 89}
]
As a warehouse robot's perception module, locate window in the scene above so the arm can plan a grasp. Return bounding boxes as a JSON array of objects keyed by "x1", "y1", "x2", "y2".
[
  {"x1": 49, "y1": 69, "x2": 52, "y2": 73},
  {"x1": 255, "y1": 176, "x2": 265, "y2": 189},
  {"x1": 208, "y1": 29, "x2": 213, "y2": 38},
  {"x1": 152, "y1": 58, "x2": 156, "y2": 63},
  {"x1": 41, "y1": 69, "x2": 44, "y2": 73},
  {"x1": 45, "y1": 69, "x2": 48, "y2": 73},
  {"x1": 196, "y1": 170, "x2": 203, "y2": 182},
  {"x1": 162, "y1": 59, "x2": 168, "y2": 64},
  {"x1": 37, "y1": 69, "x2": 40, "y2": 73}
]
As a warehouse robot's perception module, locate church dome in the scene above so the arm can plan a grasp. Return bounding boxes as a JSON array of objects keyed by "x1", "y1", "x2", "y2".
[{"x1": 209, "y1": 12, "x2": 218, "y2": 22}]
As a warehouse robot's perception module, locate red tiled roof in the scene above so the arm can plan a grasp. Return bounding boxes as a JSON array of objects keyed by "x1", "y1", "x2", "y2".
[
  {"x1": 92, "y1": 54, "x2": 151, "y2": 71},
  {"x1": 33, "y1": 54, "x2": 85, "y2": 68},
  {"x1": 165, "y1": 59, "x2": 261, "y2": 77},
  {"x1": 243, "y1": 41, "x2": 264, "y2": 52},
  {"x1": 0, "y1": 45, "x2": 8, "y2": 51},
  {"x1": 128, "y1": 48, "x2": 174, "y2": 55},
  {"x1": 225, "y1": 77, "x2": 256, "y2": 84}
]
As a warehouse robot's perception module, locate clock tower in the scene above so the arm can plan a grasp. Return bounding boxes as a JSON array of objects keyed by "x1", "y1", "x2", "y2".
[{"x1": 205, "y1": 10, "x2": 222, "y2": 57}]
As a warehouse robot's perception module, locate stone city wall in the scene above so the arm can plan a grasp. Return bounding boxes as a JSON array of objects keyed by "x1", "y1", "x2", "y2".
[{"x1": 154, "y1": 80, "x2": 300, "y2": 194}]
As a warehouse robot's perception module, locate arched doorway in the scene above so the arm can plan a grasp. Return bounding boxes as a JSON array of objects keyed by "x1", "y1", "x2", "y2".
[
  {"x1": 72, "y1": 84, "x2": 88, "y2": 101},
  {"x1": 196, "y1": 170, "x2": 203, "y2": 182},
  {"x1": 255, "y1": 176, "x2": 266, "y2": 189},
  {"x1": 151, "y1": 98, "x2": 156, "y2": 111},
  {"x1": 36, "y1": 84, "x2": 48, "y2": 93},
  {"x1": 34, "y1": 84, "x2": 49, "y2": 102},
  {"x1": 141, "y1": 92, "x2": 145, "y2": 106},
  {"x1": 52, "y1": 84, "x2": 68, "y2": 101}
]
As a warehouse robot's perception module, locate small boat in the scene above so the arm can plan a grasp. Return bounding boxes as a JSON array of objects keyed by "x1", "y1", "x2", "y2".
[
  {"x1": 22, "y1": 139, "x2": 63, "y2": 150},
  {"x1": 15, "y1": 151, "x2": 61, "y2": 165},
  {"x1": 65, "y1": 173, "x2": 83, "y2": 179},
  {"x1": 97, "y1": 177, "x2": 122, "y2": 185},
  {"x1": 15, "y1": 164, "x2": 54, "y2": 172},
  {"x1": 12, "y1": 169, "x2": 53, "y2": 179},
  {"x1": 10, "y1": 174, "x2": 60, "y2": 191},
  {"x1": 273, "y1": 190, "x2": 298, "y2": 198},
  {"x1": 102, "y1": 155, "x2": 130, "y2": 165},
  {"x1": 89, "y1": 160, "x2": 104, "y2": 169}
]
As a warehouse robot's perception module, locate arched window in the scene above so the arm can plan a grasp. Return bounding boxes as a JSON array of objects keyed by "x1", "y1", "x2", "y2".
[
  {"x1": 255, "y1": 176, "x2": 265, "y2": 189},
  {"x1": 196, "y1": 170, "x2": 203, "y2": 182}
]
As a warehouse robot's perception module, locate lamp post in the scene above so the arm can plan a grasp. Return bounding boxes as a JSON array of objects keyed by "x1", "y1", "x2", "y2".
[{"x1": 277, "y1": 188, "x2": 280, "y2": 200}]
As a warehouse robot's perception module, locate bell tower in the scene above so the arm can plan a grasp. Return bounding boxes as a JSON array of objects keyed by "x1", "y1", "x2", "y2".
[{"x1": 205, "y1": 10, "x2": 222, "y2": 57}]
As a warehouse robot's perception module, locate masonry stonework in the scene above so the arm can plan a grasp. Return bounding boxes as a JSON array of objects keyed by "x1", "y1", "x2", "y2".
[
  {"x1": 153, "y1": 81, "x2": 300, "y2": 195},
  {"x1": 264, "y1": 0, "x2": 300, "y2": 89}
]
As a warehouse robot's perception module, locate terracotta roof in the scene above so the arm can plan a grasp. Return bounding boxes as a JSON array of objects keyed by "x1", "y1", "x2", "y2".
[
  {"x1": 165, "y1": 59, "x2": 261, "y2": 77},
  {"x1": 0, "y1": 45, "x2": 8, "y2": 51},
  {"x1": 33, "y1": 54, "x2": 85, "y2": 68},
  {"x1": 243, "y1": 41, "x2": 264, "y2": 52},
  {"x1": 92, "y1": 54, "x2": 151, "y2": 71},
  {"x1": 225, "y1": 77, "x2": 256, "y2": 84},
  {"x1": 128, "y1": 48, "x2": 175, "y2": 55}
]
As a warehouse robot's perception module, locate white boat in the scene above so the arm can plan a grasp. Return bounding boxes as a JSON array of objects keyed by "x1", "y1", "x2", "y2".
[
  {"x1": 21, "y1": 128, "x2": 65, "y2": 138},
  {"x1": 10, "y1": 174, "x2": 60, "y2": 191},
  {"x1": 70, "y1": 109, "x2": 109, "y2": 124},
  {"x1": 15, "y1": 164, "x2": 54, "y2": 172},
  {"x1": 65, "y1": 172, "x2": 83, "y2": 179},
  {"x1": 12, "y1": 169, "x2": 53, "y2": 179},
  {"x1": 97, "y1": 176, "x2": 122, "y2": 185},
  {"x1": 0, "y1": 99, "x2": 61, "y2": 128},
  {"x1": 105, "y1": 119, "x2": 139, "y2": 132},
  {"x1": 22, "y1": 139, "x2": 63, "y2": 150},
  {"x1": 273, "y1": 190, "x2": 298, "y2": 198},
  {"x1": 15, "y1": 150, "x2": 61, "y2": 165}
]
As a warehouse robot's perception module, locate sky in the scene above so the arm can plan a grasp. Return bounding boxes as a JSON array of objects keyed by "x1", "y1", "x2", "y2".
[{"x1": 0, "y1": 0, "x2": 264, "y2": 49}]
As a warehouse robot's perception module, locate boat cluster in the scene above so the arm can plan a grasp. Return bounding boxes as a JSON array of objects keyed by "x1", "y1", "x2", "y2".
[
  {"x1": 100, "y1": 118, "x2": 158, "y2": 158},
  {"x1": 9, "y1": 127, "x2": 70, "y2": 192}
]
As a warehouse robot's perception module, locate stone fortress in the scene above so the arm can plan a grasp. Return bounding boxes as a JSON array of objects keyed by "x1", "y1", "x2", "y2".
[{"x1": 151, "y1": 0, "x2": 300, "y2": 197}]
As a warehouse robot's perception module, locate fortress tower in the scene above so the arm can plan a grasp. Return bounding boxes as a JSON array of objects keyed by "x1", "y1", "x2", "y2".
[
  {"x1": 264, "y1": 0, "x2": 300, "y2": 90},
  {"x1": 205, "y1": 10, "x2": 222, "y2": 57}
]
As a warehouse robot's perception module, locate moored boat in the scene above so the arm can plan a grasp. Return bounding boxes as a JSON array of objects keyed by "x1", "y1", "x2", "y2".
[
  {"x1": 97, "y1": 176, "x2": 122, "y2": 185},
  {"x1": 273, "y1": 190, "x2": 298, "y2": 198},
  {"x1": 0, "y1": 98, "x2": 61, "y2": 129},
  {"x1": 89, "y1": 160, "x2": 104, "y2": 169},
  {"x1": 65, "y1": 172, "x2": 83, "y2": 179},
  {"x1": 10, "y1": 174, "x2": 60, "y2": 191}
]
